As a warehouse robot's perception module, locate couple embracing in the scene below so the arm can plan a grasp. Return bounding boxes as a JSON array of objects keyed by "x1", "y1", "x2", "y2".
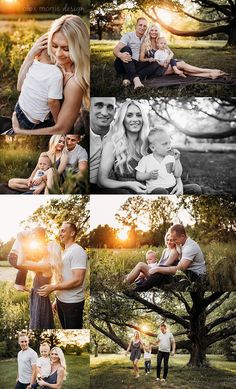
[{"x1": 9, "y1": 222, "x2": 87, "y2": 329}]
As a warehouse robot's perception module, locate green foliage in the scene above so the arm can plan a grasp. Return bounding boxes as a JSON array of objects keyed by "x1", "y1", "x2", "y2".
[
  {"x1": 49, "y1": 169, "x2": 89, "y2": 194},
  {"x1": 0, "y1": 147, "x2": 39, "y2": 182},
  {"x1": 25, "y1": 195, "x2": 89, "y2": 242}
]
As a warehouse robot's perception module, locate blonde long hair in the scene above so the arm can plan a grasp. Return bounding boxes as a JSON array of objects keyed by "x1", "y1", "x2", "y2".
[
  {"x1": 48, "y1": 15, "x2": 90, "y2": 109},
  {"x1": 111, "y1": 100, "x2": 150, "y2": 175},
  {"x1": 47, "y1": 135, "x2": 67, "y2": 163},
  {"x1": 46, "y1": 241, "x2": 63, "y2": 284},
  {"x1": 142, "y1": 24, "x2": 160, "y2": 54},
  {"x1": 50, "y1": 347, "x2": 67, "y2": 379}
]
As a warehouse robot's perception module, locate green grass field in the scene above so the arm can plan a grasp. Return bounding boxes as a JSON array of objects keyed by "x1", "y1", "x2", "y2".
[
  {"x1": 0, "y1": 353, "x2": 90, "y2": 389},
  {"x1": 91, "y1": 40, "x2": 236, "y2": 97},
  {"x1": 0, "y1": 148, "x2": 39, "y2": 182},
  {"x1": 90, "y1": 354, "x2": 236, "y2": 389}
]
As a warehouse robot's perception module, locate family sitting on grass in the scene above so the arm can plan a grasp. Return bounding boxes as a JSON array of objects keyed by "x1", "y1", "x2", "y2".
[
  {"x1": 90, "y1": 97, "x2": 202, "y2": 195},
  {"x1": 5, "y1": 134, "x2": 87, "y2": 194},
  {"x1": 124, "y1": 224, "x2": 206, "y2": 292},
  {"x1": 126, "y1": 323, "x2": 175, "y2": 382},
  {"x1": 114, "y1": 17, "x2": 227, "y2": 90},
  {"x1": 16, "y1": 333, "x2": 66, "y2": 389}
]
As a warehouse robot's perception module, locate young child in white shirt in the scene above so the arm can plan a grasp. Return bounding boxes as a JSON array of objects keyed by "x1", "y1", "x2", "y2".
[
  {"x1": 27, "y1": 153, "x2": 52, "y2": 194},
  {"x1": 136, "y1": 128, "x2": 183, "y2": 194},
  {"x1": 32, "y1": 342, "x2": 51, "y2": 388},
  {"x1": 15, "y1": 49, "x2": 63, "y2": 130},
  {"x1": 154, "y1": 37, "x2": 186, "y2": 78},
  {"x1": 143, "y1": 343, "x2": 152, "y2": 375}
]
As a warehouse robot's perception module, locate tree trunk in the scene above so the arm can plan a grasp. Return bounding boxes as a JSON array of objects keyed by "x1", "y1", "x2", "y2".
[
  {"x1": 227, "y1": 20, "x2": 236, "y2": 46},
  {"x1": 187, "y1": 293, "x2": 208, "y2": 367}
]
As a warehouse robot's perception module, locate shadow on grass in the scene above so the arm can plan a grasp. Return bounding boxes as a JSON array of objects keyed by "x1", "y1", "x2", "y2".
[{"x1": 90, "y1": 354, "x2": 236, "y2": 389}]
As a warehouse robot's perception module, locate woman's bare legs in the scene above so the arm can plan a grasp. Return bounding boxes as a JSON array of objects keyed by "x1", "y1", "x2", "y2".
[
  {"x1": 177, "y1": 61, "x2": 224, "y2": 76},
  {"x1": 125, "y1": 262, "x2": 149, "y2": 284},
  {"x1": 8, "y1": 178, "x2": 29, "y2": 191},
  {"x1": 44, "y1": 168, "x2": 54, "y2": 194},
  {"x1": 134, "y1": 360, "x2": 139, "y2": 377}
]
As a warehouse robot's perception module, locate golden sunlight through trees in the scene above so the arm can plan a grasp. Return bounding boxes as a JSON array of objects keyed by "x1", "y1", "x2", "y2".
[
  {"x1": 157, "y1": 9, "x2": 173, "y2": 24},
  {"x1": 117, "y1": 228, "x2": 129, "y2": 241}
]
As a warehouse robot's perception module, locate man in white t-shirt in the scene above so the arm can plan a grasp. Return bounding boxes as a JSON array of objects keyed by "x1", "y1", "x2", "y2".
[
  {"x1": 38, "y1": 221, "x2": 87, "y2": 329},
  {"x1": 65, "y1": 134, "x2": 88, "y2": 175},
  {"x1": 15, "y1": 333, "x2": 37, "y2": 389},
  {"x1": 113, "y1": 17, "x2": 163, "y2": 89},
  {"x1": 90, "y1": 97, "x2": 116, "y2": 192},
  {"x1": 156, "y1": 323, "x2": 175, "y2": 382},
  {"x1": 149, "y1": 224, "x2": 206, "y2": 282}
]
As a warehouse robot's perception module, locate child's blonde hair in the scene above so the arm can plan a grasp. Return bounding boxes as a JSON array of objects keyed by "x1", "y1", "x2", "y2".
[
  {"x1": 147, "y1": 127, "x2": 169, "y2": 145},
  {"x1": 38, "y1": 153, "x2": 52, "y2": 168},
  {"x1": 40, "y1": 342, "x2": 50, "y2": 353},
  {"x1": 146, "y1": 250, "x2": 157, "y2": 259},
  {"x1": 46, "y1": 241, "x2": 63, "y2": 284}
]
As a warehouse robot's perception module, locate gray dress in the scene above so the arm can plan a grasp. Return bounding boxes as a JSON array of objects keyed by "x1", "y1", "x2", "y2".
[
  {"x1": 43, "y1": 370, "x2": 58, "y2": 388},
  {"x1": 29, "y1": 272, "x2": 54, "y2": 329},
  {"x1": 130, "y1": 340, "x2": 142, "y2": 361}
]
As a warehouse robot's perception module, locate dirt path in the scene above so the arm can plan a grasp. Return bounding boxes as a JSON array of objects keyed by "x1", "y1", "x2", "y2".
[{"x1": 0, "y1": 267, "x2": 17, "y2": 282}]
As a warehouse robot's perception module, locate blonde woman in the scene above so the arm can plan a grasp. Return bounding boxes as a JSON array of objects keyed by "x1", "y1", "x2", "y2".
[
  {"x1": 12, "y1": 14, "x2": 90, "y2": 135},
  {"x1": 37, "y1": 347, "x2": 67, "y2": 388},
  {"x1": 98, "y1": 100, "x2": 150, "y2": 193},
  {"x1": 126, "y1": 331, "x2": 144, "y2": 378},
  {"x1": 17, "y1": 231, "x2": 63, "y2": 329}
]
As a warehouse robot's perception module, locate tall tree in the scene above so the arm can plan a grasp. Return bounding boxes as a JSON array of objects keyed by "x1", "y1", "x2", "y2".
[{"x1": 91, "y1": 290, "x2": 236, "y2": 366}]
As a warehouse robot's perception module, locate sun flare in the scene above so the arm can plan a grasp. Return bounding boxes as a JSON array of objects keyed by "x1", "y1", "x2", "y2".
[
  {"x1": 29, "y1": 240, "x2": 40, "y2": 250},
  {"x1": 117, "y1": 229, "x2": 129, "y2": 241},
  {"x1": 4, "y1": 0, "x2": 17, "y2": 3},
  {"x1": 157, "y1": 9, "x2": 173, "y2": 24}
]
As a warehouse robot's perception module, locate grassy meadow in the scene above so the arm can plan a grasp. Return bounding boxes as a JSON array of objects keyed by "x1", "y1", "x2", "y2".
[
  {"x1": 0, "y1": 148, "x2": 39, "y2": 182},
  {"x1": 90, "y1": 243, "x2": 236, "y2": 292},
  {"x1": 90, "y1": 354, "x2": 236, "y2": 389},
  {"x1": 91, "y1": 40, "x2": 236, "y2": 97},
  {"x1": 0, "y1": 353, "x2": 90, "y2": 389}
]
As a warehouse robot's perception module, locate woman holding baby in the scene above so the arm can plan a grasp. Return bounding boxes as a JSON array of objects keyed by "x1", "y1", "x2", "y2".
[{"x1": 12, "y1": 14, "x2": 89, "y2": 135}]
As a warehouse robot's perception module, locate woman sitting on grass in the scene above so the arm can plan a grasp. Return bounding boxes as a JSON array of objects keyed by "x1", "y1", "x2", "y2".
[
  {"x1": 126, "y1": 331, "x2": 144, "y2": 379},
  {"x1": 140, "y1": 24, "x2": 226, "y2": 80},
  {"x1": 8, "y1": 135, "x2": 68, "y2": 194}
]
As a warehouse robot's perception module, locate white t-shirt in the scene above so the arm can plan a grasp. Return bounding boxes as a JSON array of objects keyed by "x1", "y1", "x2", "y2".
[
  {"x1": 157, "y1": 332, "x2": 174, "y2": 352},
  {"x1": 144, "y1": 350, "x2": 152, "y2": 359},
  {"x1": 66, "y1": 144, "x2": 88, "y2": 174},
  {"x1": 148, "y1": 262, "x2": 159, "y2": 269},
  {"x1": 120, "y1": 32, "x2": 145, "y2": 61},
  {"x1": 19, "y1": 60, "x2": 63, "y2": 122},
  {"x1": 90, "y1": 128, "x2": 112, "y2": 184},
  {"x1": 30, "y1": 170, "x2": 46, "y2": 190},
  {"x1": 37, "y1": 356, "x2": 51, "y2": 378},
  {"x1": 180, "y1": 237, "x2": 206, "y2": 275},
  {"x1": 56, "y1": 243, "x2": 87, "y2": 303},
  {"x1": 154, "y1": 49, "x2": 170, "y2": 64},
  {"x1": 18, "y1": 347, "x2": 38, "y2": 384},
  {"x1": 136, "y1": 154, "x2": 176, "y2": 193}
]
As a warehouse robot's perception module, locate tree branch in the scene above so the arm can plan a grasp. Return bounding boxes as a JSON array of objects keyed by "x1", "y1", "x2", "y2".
[
  {"x1": 123, "y1": 291, "x2": 190, "y2": 329},
  {"x1": 206, "y1": 325, "x2": 236, "y2": 346},
  {"x1": 90, "y1": 320, "x2": 128, "y2": 350},
  {"x1": 206, "y1": 292, "x2": 231, "y2": 315},
  {"x1": 193, "y1": 0, "x2": 233, "y2": 17},
  {"x1": 206, "y1": 311, "x2": 236, "y2": 332},
  {"x1": 183, "y1": 10, "x2": 229, "y2": 23},
  {"x1": 140, "y1": 6, "x2": 230, "y2": 37},
  {"x1": 202, "y1": 292, "x2": 225, "y2": 308},
  {"x1": 176, "y1": 126, "x2": 236, "y2": 139}
]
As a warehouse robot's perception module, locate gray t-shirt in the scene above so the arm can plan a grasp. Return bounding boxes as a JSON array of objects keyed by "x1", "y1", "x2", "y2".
[
  {"x1": 56, "y1": 243, "x2": 87, "y2": 303},
  {"x1": 180, "y1": 237, "x2": 206, "y2": 275},
  {"x1": 18, "y1": 347, "x2": 37, "y2": 384},
  {"x1": 158, "y1": 332, "x2": 174, "y2": 352},
  {"x1": 66, "y1": 144, "x2": 88, "y2": 174},
  {"x1": 120, "y1": 32, "x2": 145, "y2": 61}
]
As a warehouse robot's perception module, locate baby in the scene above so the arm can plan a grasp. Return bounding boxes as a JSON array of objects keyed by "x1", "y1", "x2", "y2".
[
  {"x1": 125, "y1": 250, "x2": 159, "y2": 285},
  {"x1": 32, "y1": 342, "x2": 51, "y2": 388},
  {"x1": 154, "y1": 37, "x2": 186, "y2": 77},
  {"x1": 136, "y1": 128, "x2": 183, "y2": 194},
  {"x1": 15, "y1": 48, "x2": 63, "y2": 130},
  {"x1": 28, "y1": 153, "x2": 52, "y2": 194},
  {"x1": 143, "y1": 342, "x2": 152, "y2": 375}
]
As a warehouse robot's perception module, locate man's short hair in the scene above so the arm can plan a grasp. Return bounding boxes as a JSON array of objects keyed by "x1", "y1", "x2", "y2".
[
  {"x1": 18, "y1": 332, "x2": 28, "y2": 340},
  {"x1": 136, "y1": 17, "x2": 147, "y2": 25},
  {"x1": 64, "y1": 221, "x2": 78, "y2": 237},
  {"x1": 170, "y1": 224, "x2": 186, "y2": 237},
  {"x1": 160, "y1": 322, "x2": 167, "y2": 328}
]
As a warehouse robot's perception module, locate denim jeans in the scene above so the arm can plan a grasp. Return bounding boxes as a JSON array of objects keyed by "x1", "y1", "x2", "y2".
[
  {"x1": 56, "y1": 298, "x2": 84, "y2": 329},
  {"x1": 15, "y1": 102, "x2": 54, "y2": 130},
  {"x1": 8, "y1": 252, "x2": 27, "y2": 287},
  {"x1": 15, "y1": 381, "x2": 30, "y2": 389},
  {"x1": 145, "y1": 360, "x2": 151, "y2": 373}
]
